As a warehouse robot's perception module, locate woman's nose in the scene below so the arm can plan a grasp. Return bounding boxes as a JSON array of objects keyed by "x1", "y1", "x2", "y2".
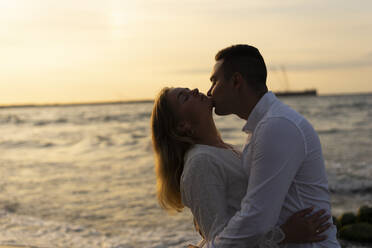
[{"x1": 191, "y1": 88, "x2": 199, "y2": 95}]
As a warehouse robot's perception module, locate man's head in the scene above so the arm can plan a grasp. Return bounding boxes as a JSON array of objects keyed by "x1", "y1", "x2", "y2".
[{"x1": 208, "y1": 44, "x2": 268, "y2": 116}]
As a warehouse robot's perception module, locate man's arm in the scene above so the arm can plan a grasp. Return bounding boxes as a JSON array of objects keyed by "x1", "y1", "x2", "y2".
[{"x1": 209, "y1": 118, "x2": 306, "y2": 247}]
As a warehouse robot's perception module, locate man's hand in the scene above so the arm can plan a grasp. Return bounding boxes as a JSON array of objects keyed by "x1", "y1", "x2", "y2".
[
  {"x1": 187, "y1": 245, "x2": 199, "y2": 248},
  {"x1": 281, "y1": 207, "x2": 332, "y2": 243}
]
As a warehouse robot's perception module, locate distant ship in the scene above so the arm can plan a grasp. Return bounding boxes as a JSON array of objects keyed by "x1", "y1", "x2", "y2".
[
  {"x1": 273, "y1": 66, "x2": 317, "y2": 97},
  {"x1": 275, "y1": 89, "x2": 317, "y2": 97}
]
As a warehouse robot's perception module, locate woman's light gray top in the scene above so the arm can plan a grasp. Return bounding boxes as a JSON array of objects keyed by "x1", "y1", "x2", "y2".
[{"x1": 180, "y1": 144, "x2": 284, "y2": 247}]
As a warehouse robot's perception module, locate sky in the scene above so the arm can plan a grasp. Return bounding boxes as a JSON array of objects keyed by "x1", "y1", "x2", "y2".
[{"x1": 1, "y1": 0, "x2": 372, "y2": 105}]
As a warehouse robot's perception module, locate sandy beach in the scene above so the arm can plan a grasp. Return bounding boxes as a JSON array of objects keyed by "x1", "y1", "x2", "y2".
[{"x1": 0, "y1": 246, "x2": 38, "y2": 248}]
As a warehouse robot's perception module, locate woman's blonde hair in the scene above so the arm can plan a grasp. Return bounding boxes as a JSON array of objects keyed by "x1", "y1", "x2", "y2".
[{"x1": 151, "y1": 87, "x2": 194, "y2": 212}]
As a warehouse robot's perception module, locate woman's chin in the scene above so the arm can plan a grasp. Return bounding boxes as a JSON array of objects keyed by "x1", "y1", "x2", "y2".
[{"x1": 207, "y1": 102, "x2": 214, "y2": 112}]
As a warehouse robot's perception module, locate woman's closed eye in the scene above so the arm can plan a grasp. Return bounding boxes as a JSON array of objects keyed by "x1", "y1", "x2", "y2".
[
  {"x1": 177, "y1": 89, "x2": 191, "y2": 103},
  {"x1": 182, "y1": 93, "x2": 190, "y2": 102}
]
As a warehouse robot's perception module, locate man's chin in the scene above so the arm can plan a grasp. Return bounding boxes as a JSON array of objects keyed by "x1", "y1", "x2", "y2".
[
  {"x1": 214, "y1": 108, "x2": 229, "y2": 116},
  {"x1": 207, "y1": 98, "x2": 215, "y2": 110},
  {"x1": 213, "y1": 104, "x2": 234, "y2": 116}
]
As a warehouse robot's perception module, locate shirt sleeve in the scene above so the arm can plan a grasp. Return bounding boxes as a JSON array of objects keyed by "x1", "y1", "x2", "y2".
[{"x1": 209, "y1": 117, "x2": 306, "y2": 248}]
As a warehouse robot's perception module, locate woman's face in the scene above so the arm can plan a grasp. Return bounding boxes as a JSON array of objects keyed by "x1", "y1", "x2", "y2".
[{"x1": 167, "y1": 87, "x2": 213, "y2": 125}]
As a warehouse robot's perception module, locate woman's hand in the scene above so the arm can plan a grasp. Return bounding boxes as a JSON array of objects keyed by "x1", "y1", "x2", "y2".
[{"x1": 280, "y1": 207, "x2": 332, "y2": 243}]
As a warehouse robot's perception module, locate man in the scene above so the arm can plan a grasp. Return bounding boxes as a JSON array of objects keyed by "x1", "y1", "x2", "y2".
[{"x1": 203, "y1": 45, "x2": 339, "y2": 247}]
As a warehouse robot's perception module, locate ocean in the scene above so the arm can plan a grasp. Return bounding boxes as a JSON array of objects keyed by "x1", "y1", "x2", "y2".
[{"x1": 0, "y1": 93, "x2": 371, "y2": 248}]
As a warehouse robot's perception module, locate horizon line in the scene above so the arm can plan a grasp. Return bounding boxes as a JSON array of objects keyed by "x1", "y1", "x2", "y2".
[
  {"x1": 0, "y1": 99, "x2": 154, "y2": 109},
  {"x1": 1, "y1": 91, "x2": 372, "y2": 109}
]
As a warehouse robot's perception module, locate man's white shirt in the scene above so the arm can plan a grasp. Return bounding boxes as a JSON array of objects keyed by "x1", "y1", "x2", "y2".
[{"x1": 207, "y1": 92, "x2": 339, "y2": 247}]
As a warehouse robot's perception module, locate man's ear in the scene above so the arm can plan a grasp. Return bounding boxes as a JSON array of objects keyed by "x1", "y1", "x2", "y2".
[{"x1": 232, "y1": 72, "x2": 244, "y2": 89}]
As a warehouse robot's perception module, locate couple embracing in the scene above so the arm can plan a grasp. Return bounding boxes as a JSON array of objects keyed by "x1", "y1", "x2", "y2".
[{"x1": 151, "y1": 45, "x2": 340, "y2": 248}]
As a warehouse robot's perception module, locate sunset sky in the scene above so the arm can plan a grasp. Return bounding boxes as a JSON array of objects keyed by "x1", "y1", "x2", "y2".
[{"x1": 1, "y1": 0, "x2": 372, "y2": 105}]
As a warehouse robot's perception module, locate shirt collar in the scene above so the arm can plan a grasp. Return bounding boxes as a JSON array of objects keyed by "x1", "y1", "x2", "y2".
[{"x1": 242, "y1": 91, "x2": 277, "y2": 133}]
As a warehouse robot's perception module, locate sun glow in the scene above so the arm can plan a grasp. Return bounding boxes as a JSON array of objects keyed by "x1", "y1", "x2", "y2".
[
  {"x1": 109, "y1": 12, "x2": 128, "y2": 27},
  {"x1": 107, "y1": 1, "x2": 138, "y2": 38},
  {"x1": 0, "y1": 0, "x2": 372, "y2": 105},
  {"x1": 108, "y1": 11, "x2": 129, "y2": 38}
]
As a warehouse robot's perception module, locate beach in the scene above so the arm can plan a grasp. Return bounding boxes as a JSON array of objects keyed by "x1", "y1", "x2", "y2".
[{"x1": 0, "y1": 93, "x2": 371, "y2": 247}]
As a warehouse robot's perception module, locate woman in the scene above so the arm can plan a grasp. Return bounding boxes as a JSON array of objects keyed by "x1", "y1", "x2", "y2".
[{"x1": 151, "y1": 87, "x2": 331, "y2": 247}]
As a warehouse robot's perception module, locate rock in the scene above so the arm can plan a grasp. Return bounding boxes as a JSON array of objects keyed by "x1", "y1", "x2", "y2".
[
  {"x1": 338, "y1": 212, "x2": 357, "y2": 227},
  {"x1": 357, "y1": 205, "x2": 372, "y2": 224},
  {"x1": 339, "y1": 223, "x2": 372, "y2": 242}
]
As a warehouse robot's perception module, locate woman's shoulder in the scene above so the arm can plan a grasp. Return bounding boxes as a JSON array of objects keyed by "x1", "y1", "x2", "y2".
[
  {"x1": 185, "y1": 144, "x2": 240, "y2": 164},
  {"x1": 185, "y1": 144, "x2": 219, "y2": 161},
  {"x1": 184, "y1": 145, "x2": 217, "y2": 173},
  {"x1": 183, "y1": 144, "x2": 240, "y2": 177},
  {"x1": 181, "y1": 145, "x2": 227, "y2": 188}
]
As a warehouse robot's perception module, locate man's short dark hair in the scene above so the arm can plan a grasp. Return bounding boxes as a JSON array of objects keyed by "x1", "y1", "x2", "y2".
[{"x1": 215, "y1": 44, "x2": 268, "y2": 93}]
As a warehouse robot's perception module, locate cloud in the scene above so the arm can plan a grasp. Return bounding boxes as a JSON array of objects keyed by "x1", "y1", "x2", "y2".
[
  {"x1": 173, "y1": 68, "x2": 211, "y2": 75},
  {"x1": 270, "y1": 54, "x2": 372, "y2": 71},
  {"x1": 174, "y1": 53, "x2": 372, "y2": 75}
]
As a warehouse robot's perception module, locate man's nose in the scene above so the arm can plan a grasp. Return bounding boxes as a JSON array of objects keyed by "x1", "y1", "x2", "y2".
[{"x1": 207, "y1": 87, "x2": 212, "y2": 97}]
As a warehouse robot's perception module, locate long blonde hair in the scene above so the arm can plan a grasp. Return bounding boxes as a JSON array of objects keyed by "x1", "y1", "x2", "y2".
[{"x1": 151, "y1": 87, "x2": 194, "y2": 212}]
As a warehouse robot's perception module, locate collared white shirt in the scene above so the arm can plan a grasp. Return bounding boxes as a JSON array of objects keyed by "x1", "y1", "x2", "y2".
[{"x1": 207, "y1": 92, "x2": 340, "y2": 248}]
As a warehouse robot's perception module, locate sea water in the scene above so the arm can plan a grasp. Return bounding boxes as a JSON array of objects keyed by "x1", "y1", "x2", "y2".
[{"x1": 0, "y1": 93, "x2": 371, "y2": 247}]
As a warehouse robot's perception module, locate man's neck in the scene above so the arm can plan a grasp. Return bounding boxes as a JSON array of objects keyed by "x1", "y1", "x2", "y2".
[{"x1": 235, "y1": 92, "x2": 265, "y2": 120}]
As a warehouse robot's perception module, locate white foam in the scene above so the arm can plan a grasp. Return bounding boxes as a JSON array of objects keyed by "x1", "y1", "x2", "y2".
[{"x1": 0, "y1": 210, "x2": 200, "y2": 248}]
